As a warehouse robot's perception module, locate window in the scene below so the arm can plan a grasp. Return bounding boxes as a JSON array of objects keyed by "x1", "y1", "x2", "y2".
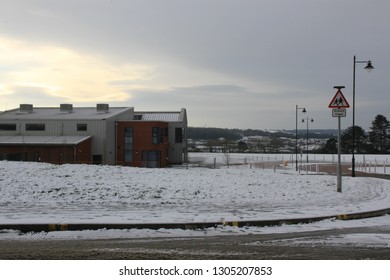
[
  {"x1": 124, "y1": 127, "x2": 133, "y2": 162},
  {"x1": 77, "y1": 124, "x2": 88, "y2": 131},
  {"x1": 175, "y1": 127, "x2": 183, "y2": 143},
  {"x1": 26, "y1": 124, "x2": 45, "y2": 131},
  {"x1": 152, "y1": 127, "x2": 163, "y2": 144},
  {"x1": 93, "y1": 155, "x2": 102, "y2": 165},
  {"x1": 142, "y1": 150, "x2": 161, "y2": 168},
  {"x1": 0, "y1": 124, "x2": 16, "y2": 131}
]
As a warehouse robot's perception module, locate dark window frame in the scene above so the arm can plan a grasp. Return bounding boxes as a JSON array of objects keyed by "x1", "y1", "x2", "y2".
[
  {"x1": 152, "y1": 127, "x2": 163, "y2": 144},
  {"x1": 25, "y1": 123, "x2": 45, "y2": 131},
  {"x1": 0, "y1": 124, "x2": 17, "y2": 131},
  {"x1": 77, "y1": 124, "x2": 88, "y2": 131},
  {"x1": 124, "y1": 127, "x2": 133, "y2": 162},
  {"x1": 175, "y1": 127, "x2": 183, "y2": 143}
]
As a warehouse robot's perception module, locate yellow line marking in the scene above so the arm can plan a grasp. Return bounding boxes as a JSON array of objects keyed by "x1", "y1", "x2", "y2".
[
  {"x1": 60, "y1": 224, "x2": 68, "y2": 231},
  {"x1": 48, "y1": 224, "x2": 56, "y2": 231}
]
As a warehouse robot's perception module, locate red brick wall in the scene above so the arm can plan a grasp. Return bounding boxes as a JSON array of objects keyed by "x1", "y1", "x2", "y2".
[
  {"x1": 74, "y1": 137, "x2": 92, "y2": 164},
  {"x1": 116, "y1": 121, "x2": 169, "y2": 167},
  {"x1": 0, "y1": 138, "x2": 92, "y2": 164}
]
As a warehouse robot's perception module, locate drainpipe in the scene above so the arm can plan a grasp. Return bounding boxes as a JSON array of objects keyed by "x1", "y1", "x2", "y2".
[{"x1": 115, "y1": 122, "x2": 118, "y2": 165}]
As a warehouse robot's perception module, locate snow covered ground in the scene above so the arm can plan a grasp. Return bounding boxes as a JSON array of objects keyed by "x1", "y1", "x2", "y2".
[{"x1": 0, "y1": 157, "x2": 389, "y2": 248}]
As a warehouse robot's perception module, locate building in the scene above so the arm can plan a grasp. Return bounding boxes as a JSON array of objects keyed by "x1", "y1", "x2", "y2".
[
  {"x1": 116, "y1": 120, "x2": 169, "y2": 167},
  {"x1": 133, "y1": 110, "x2": 188, "y2": 164},
  {"x1": 0, "y1": 104, "x2": 187, "y2": 167}
]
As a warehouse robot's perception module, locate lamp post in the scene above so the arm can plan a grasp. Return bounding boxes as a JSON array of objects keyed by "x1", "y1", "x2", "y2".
[
  {"x1": 302, "y1": 117, "x2": 314, "y2": 163},
  {"x1": 295, "y1": 105, "x2": 306, "y2": 171},
  {"x1": 352, "y1": 55, "x2": 374, "y2": 177}
]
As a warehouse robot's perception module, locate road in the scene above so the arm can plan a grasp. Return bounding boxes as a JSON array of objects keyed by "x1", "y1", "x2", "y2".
[{"x1": 1, "y1": 225, "x2": 389, "y2": 259}]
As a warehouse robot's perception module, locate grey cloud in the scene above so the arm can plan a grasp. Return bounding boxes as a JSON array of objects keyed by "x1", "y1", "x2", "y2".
[{"x1": 1, "y1": 0, "x2": 389, "y2": 129}]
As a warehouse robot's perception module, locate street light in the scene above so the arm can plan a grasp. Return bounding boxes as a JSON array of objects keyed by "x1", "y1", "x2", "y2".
[
  {"x1": 296, "y1": 105, "x2": 306, "y2": 171},
  {"x1": 352, "y1": 55, "x2": 374, "y2": 177},
  {"x1": 302, "y1": 117, "x2": 314, "y2": 163}
]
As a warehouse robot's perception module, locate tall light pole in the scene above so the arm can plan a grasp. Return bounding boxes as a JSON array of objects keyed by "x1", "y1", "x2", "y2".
[
  {"x1": 302, "y1": 117, "x2": 314, "y2": 163},
  {"x1": 352, "y1": 55, "x2": 374, "y2": 177},
  {"x1": 295, "y1": 105, "x2": 306, "y2": 171}
]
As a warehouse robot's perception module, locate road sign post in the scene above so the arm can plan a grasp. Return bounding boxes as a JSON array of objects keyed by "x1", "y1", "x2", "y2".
[
  {"x1": 332, "y1": 108, "x2": 346, "y2": 117},
  {"x1": 337, "y1": 115, "x2": 342, "y2": 192},
  {"x1": 329, "y1": 86, "x2": 349, "y2": 193}
]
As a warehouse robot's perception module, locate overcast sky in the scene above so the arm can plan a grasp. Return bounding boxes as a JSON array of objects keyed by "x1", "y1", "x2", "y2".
[{"x1": 0, "y1": 0, "x2": 389, "y2": 130}]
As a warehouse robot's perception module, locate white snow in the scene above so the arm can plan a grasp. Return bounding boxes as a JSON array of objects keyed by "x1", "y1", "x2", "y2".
[
  {"x1": 0, "y1": 157, "x2": 389, "y2": 247},
  {"x1": 244, "y1": 230, "x2": 390, "y2": 249}
]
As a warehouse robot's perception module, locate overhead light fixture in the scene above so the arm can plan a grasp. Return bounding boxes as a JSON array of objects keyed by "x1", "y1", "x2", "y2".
[{"x1": 364, "y1": 60, "x2": 374, "y2": 72}]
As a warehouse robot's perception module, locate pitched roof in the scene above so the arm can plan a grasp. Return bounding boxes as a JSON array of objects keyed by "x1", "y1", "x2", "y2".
[
  {"x1": 0, "y1": 107, "x2": 133, "y2": 120},
  {"x1": 138, "y1": 112, "x2": 181, "y2": 122},
  {"x1": 0, "y1": 135, "x2": 92, "y2": 145},
  {"x1": 134, "y1": 108, "x2": 187, "y2": 123}
]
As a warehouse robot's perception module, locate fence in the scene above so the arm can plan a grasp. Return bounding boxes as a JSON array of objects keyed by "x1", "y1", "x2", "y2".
[
  {"x1": 187, "y1": 153, "x2": 292, "y2": 169},
  {"x1": 356, "y1": 159, "x2": 390, "y2": 175},
  {"x1": 187, "y1": 152, "x2": 390, "y2": 174}
]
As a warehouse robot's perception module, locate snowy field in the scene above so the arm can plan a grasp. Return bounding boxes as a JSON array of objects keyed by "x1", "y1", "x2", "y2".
[{"x1": 0, "y1": 155, "x2": 389, "y2": 247}]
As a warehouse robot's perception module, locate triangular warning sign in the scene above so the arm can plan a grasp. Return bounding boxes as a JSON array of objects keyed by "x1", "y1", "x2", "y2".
[{"x1": 328, "y1": 89, "x2": 350, "y2": 108}]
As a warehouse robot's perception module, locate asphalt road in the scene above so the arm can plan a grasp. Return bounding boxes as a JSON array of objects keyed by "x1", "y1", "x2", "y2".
[{"x1": 1, "y1": 225, "x2": 389, "y2": 259}]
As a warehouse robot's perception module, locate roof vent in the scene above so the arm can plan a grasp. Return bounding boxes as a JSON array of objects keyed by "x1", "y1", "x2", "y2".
[
  {"x1": 19, "y1": 104, "x2": 33, "y2": 113},
  {"x1": 96, "y1": 103, "x2": 109, "y2": 113},
  {"x1": 60, "y1": 104, "x2": 73, "y2": 113}
]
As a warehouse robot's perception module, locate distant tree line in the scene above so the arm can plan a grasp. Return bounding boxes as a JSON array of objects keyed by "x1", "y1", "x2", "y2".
[
  {"x1": 187, "y1": 127, "x2": 335, "y2": 141},
  {"x1": 189, "y1": 114, "x2": 389, "y2": 154},
  {"x1": 317, "y1": 114, "x2": 390, "y2": 154},
  {"x1": 187, "y1": 127, "x2": 244, "y2": 141},
  {"x1": 187, "y1": 127, "x2": 286, "y2": 141}
]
